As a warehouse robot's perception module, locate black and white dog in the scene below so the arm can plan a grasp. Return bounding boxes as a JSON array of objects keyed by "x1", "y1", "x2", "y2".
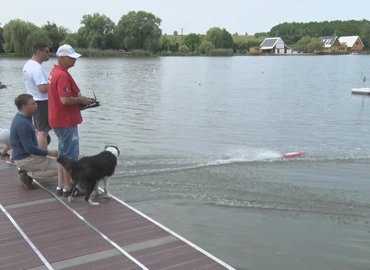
[{"x1": 57, "y1": 145, "x2": 120, "y2": 206}]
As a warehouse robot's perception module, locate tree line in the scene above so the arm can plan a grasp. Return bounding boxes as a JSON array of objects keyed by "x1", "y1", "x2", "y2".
[
  {"x1": 0, "y1": 13, "x2": 369, "y2": 56},
  {"x1": 270, "y1": 19, "x2": 370, "y2": 48},
  {"x1": 0, "y1": 11, "x2": 255, "y2": 56}
]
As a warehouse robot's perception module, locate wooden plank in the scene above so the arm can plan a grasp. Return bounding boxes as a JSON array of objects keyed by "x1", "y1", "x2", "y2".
[
  {"x1": 0, "y1": 163, "x2": 235, "y2": 270},
  {"x1": 0, "y1": 212, "x2": 44, "y2": 269}
]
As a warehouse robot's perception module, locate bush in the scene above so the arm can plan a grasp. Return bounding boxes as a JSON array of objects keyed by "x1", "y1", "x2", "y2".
[
  {"x1": 178, "y1": 44, "x2": 190, "y2": 54},
  {"x1": 198, "y1": 40, "x2": 215, "y2": 54}
]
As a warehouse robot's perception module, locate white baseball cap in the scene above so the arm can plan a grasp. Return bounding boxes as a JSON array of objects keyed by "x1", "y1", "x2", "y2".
[{"x1": 56, "y1": 44, "x2": 81, "y2": 58}]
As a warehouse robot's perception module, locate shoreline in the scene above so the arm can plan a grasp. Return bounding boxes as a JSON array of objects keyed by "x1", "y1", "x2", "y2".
[{"x1": 0, "y1": 52, "x2": 366, "y2": 58}]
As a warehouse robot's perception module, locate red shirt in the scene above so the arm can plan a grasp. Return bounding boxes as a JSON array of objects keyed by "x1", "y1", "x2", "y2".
[{"x1": 48, "y1": 64, "x2": 82, "y2": 128}]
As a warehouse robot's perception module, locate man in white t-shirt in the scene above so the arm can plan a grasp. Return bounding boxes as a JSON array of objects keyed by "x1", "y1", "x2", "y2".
[{"x1": 23, "y1": 42, "x2": 50, "y2": 149}]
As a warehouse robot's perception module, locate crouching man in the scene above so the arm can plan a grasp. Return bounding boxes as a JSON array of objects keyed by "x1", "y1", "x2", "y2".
[{"x1": 10, "y1": 94, "x2": 59, "y2": 189}]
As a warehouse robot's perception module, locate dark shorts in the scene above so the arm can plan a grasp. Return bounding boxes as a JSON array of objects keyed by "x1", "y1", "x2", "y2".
[{"x1": 33, "y1": 100, "x2": 50, "y2": 132}]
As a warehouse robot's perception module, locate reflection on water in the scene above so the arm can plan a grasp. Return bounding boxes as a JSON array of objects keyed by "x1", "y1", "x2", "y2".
[{"x1": 1, "y1": 56, "x2": 370, "y2": 270}]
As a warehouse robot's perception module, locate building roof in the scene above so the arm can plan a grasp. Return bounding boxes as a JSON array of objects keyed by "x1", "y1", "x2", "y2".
[
  {"x1": 321, "y1": 36, "x2": 338, "y2": 48},
  {"x1": 338, "y1": 36, "x2": 364, "y2": 47},
  {"x1": 260, "y1": 37, "x2": 281, "y2": 49}
]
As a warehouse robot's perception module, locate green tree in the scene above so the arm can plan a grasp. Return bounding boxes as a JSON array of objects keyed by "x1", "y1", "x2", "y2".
[
  {"x1": 294, "y1": 35, "x2": 312, "y2": 52},
  {"x1": 80, "y1": 13, "x2": 116, "y2": 49},
  {"x1": 104, "y1": 33, "x2": 120, "y2": 50},
  {"x1": 234, "y1": 40, "x2": 260, "y2": 53},
  {"x1": 205, "y1": 27, "x2": 233, "y2": 48},
  {"x1": 123, "y1": 36, "x2": 136, "y2": 51},
  {"x1": 0, "y1": 25, "x2": 4, "y2": 52},
  {"x1": 144, "y1": 38, "x2": 160, "y2": 53},
  {"x1": 3, "y1": 19, "x2": 40, "y2": 55},
  {"x1": 360, "y1": 22, "x2": 370, "y2": 49},
  {"x1": 159, "y1": 35, "x2": 173, "y2": 52},
  {"x1": 247, "y1": 40, "x2": 261, "y2": 49},
  {"x1": 42, "y1": 21, "x2": 68, "y2": 52},
  {"x1": 198, "y1": 40, "x2": 215, "y2": 54},
  {"x1": 178, "y1": 44, "x2": 189, "y2": 54},
  {"x1": 205, "y1": 27, "x2": 222, "y2": 47},
  {"x1": 233, "y1": 41, "x2": 246, "y2": 53},
  {"x1": 76, "y1": 27, "x2": 89, "y2": 48},
  {"x1": 320, "y1": 21, "x2": 334, "y2": 36},
  {"x1": 220, "y1": 28, "x2": 233, "y2": 48},
  {"x1": 183, "y1": 33, "x2": 201, "y2": 51},
  {"x1": 308, "y1": 38, "x2": 324, "y2": 53},
  {"x1": 61, "y1": 33, "x2": 79, "y2": 48},
  {"x1": 23, "y1": 31, "x2": 52, "y2": 57},
  {"x1": 300, "y1": 22, "x2": 322, "y2": 38},
  {"x1": 116, "y1": 10, "x2": 162, "y2": 51},
  {"x1": 169, "y1": 42, "x2": 179, "y2": 52}
]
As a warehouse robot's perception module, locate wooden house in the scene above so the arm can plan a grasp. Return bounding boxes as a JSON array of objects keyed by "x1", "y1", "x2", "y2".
[
  {"x1": 321, "y1": 36, "x2": 347, "y2": 53},
  {"x1": 339, "y1": 36, "x2": 364, "y2": 52},
  {"x1": 249, "y1": 46, "x2": 261, "y2": 54}
]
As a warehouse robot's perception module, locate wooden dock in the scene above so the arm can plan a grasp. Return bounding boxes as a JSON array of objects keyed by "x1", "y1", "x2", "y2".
[{"x1": 0, "y1": 161, "x2": 235, "y2": 270}]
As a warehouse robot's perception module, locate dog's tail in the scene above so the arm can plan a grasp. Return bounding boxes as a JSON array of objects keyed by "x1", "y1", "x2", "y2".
[{"x1": 57, "y1": 155, "x2": 79, "y2": 174}]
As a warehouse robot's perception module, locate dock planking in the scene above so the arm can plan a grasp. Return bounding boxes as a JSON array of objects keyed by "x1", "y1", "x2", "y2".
[{"x1": 0, "y1": 161, "x2": 236, "y2": 270}]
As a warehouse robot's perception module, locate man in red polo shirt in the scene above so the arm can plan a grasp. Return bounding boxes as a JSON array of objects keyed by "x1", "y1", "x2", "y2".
[{"x1": 48, "y1": 44, "x2": 93, "y2": 197}]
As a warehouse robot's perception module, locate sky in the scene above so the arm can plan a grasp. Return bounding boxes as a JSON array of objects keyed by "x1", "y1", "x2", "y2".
[{"x1": 2, "y1": 0, "x2": 370, "y2": 35}]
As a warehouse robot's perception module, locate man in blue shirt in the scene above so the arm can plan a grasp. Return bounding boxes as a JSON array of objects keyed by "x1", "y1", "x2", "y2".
[{"x1": 10, "y1": 94, "x2": 59, "y2": 189}]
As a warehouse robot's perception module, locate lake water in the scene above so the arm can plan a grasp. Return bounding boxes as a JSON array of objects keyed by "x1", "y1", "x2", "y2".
[{"x1": 1, "y1": 55, "x2": 370, "y2": 270}]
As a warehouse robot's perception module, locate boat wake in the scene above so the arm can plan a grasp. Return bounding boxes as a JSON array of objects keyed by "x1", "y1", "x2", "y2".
[
  {"x1": 115, "y1": 145, "x2": 370, "y2": 177},
  {"x1": 115, "y1": 147, "x2": 306, "y2": 176}
]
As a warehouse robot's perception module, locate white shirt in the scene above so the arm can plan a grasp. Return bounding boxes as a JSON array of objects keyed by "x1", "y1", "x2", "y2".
[{"x1": 23, "y1": 60, "x2": 48, "y2": 101}]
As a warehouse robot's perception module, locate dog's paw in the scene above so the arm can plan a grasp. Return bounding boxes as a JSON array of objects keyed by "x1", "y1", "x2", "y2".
[
  {"x1": 68, "y1": 196, "x2": 74, "y2": 202},
  {"x1": 94, "y1": 189, "x2": 104, "y2": 196},
  {"x1": 88, "y1": 199, "x2": 100, "y2": 206}
]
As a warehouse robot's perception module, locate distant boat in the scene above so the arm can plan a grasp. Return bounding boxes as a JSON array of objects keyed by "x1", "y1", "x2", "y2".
[{"x1": 350, "y1": 52, "x2": 358, "y2": 55}]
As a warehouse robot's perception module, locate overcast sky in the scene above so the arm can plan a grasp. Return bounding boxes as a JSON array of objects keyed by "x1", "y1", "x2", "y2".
[{"x1": 2, "y1": 0, "x2": 370, "y2": 35}]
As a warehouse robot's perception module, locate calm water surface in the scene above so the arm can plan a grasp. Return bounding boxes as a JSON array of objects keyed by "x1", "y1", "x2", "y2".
[{"x1": 1, "y1": 56, "x2": 370, "y2": 270}]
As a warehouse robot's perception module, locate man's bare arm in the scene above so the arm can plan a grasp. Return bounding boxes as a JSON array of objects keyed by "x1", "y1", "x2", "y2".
[
  {"x1": 37, "y1": 84, "x2": 48, "y2": 93},
  {"x1": 60, "y1": 96, "x2": 93, "y2": 105}
]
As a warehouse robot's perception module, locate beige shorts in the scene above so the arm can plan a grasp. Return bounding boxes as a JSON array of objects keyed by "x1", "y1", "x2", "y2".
[{"x1": 15, "y1": 155, "x2": 58, "y2": 180}]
